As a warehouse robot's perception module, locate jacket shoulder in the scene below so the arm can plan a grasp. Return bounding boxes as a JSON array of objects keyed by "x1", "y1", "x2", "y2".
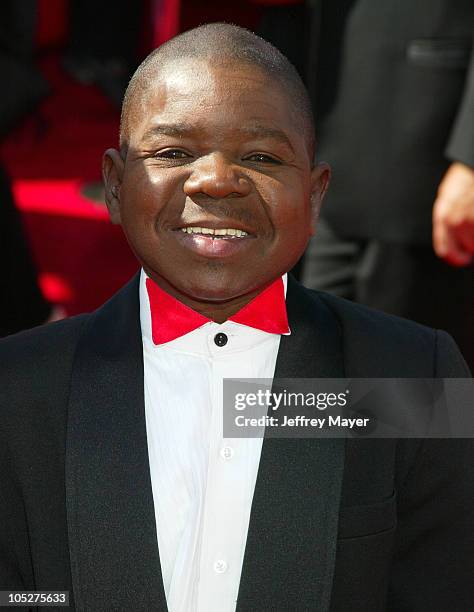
[
  {"x1": 0, "y1": 314, "x2": 89, "y2": 364},
  {"x1": 313, "y1": 288, "x2": 434, "y2": 340},
  {"x1": 307, "y1": 288, "x2": 468, "y2": 377},
  {"x1": 0, "y1": 315, "x2": 90, "y2": 395}
]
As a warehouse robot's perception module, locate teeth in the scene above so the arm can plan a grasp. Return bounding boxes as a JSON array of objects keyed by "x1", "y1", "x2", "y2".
[{"x1": 180, "y1": 227, "x2": 249, "y2": 237}]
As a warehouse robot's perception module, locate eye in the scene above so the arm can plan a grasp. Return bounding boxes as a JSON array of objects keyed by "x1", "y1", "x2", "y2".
[
  {"x1": 244, "y1": 153, "x2": 281, "y2": 164},
  {"x1": 154, "y1": 149, "x2": 191, "y2": 160}
]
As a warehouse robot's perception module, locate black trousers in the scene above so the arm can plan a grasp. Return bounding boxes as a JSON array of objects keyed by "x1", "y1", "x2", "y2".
[{"x1": 303, "y1": 219, "x2": 474, "y2": 371}]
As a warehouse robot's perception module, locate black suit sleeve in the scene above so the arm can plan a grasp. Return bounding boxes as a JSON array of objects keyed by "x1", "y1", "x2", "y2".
[
  {"x1": 446, "y1": 44, "x2": 474, "y2": 168},
  {"x1": 388, "y1": 331, "x2": 474, "y2": 611}
]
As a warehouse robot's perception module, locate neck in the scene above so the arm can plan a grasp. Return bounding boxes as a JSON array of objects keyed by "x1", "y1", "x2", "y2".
[{"x1": 143, "y1": 270, "x2": 275, "y2": 323}]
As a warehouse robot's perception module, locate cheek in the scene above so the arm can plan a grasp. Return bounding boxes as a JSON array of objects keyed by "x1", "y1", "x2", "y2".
[
  {"x1": 260, "y1": 179, "x2": 313, "y2": 270},
  {"x1": 120, "y1": 165, "x2": 183, "y2": 228},
  {"x1": 258, "y1": 177, "x2": 312, "y2": 230}
]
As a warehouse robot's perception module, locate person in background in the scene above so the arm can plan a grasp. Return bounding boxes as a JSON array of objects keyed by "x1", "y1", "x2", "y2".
[
  {"x1": 0, "y1": 166, "x2": 58, "y2": 336},
  {"x1": 0, "y1": 0, "x2": 59, "y2": 336},
  {"x1": 258, "y1": 0, "x2": 474, "y2": 369}
]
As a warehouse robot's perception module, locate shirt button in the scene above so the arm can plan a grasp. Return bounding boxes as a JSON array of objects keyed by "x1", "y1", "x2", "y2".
[
  {"x1": 220, "y1": 446, "x2": 234, "y2": 460},
  {"x1": 213, "y1": 560, "x2": 228, "y2": 574},
  {"x1": 214, "y1": 332, "x2": 228, "y2": 347}
]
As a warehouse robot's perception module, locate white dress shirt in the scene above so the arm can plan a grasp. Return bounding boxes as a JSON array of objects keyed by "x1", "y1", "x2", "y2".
[{"x1": 139, "y1": 269, "x2": 288, "y2": 612}]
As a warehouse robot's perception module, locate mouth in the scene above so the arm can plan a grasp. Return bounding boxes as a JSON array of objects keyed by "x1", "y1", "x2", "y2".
[
  {"x1": 171, "y1": 224, "x2": 256, "y2": 258},
  {"x1": 176, "y1": 226, "x2": 251, "y2": 239}
]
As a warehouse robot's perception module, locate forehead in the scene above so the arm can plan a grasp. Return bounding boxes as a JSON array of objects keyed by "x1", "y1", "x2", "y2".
[{"x1": 129, "y1": 58, "x2": 304, "y2": 146}]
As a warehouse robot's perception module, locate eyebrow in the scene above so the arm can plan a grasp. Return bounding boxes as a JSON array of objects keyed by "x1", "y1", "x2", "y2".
[
  {"x1": 239, "y1": 125, "x2": 295, "y2": 152},
  {"x1": 142, "y1": 123, "x2": 196, "y2": 139},
  {"x1": 141, "y1": 122, "x2": 295, "y2": 152}
]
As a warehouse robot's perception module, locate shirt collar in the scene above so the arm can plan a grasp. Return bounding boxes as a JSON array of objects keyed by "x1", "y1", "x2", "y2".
[{"x1": 139, "y1": 269, "x2": 290, "y2": 349}]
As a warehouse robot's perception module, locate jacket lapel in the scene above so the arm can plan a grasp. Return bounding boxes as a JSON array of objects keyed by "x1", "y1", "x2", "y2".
[
  {"x1": 66, "y1": 273, "x2": 167, "y2": 611},
  {"x1": 237, "y1": 276, "x2": 346, "y2": 612}
]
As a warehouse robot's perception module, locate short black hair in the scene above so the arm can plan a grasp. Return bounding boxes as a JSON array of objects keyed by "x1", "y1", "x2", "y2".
[{"x1": 120, "y1": 22, "x2": 315, "y2": 158}]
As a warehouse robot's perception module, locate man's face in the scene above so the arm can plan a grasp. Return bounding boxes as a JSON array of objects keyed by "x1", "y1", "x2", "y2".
[{"x1": 104, "y1": 58, "x2": 329, "y2": 303}]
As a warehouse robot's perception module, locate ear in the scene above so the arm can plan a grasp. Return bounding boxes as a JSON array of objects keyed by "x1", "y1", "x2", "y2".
[
  {"x1": 102, "y1": 148, "x2": 125, "y2": 225},
  {"x1": 309, "y1": 161, "x2": 331, "y2": 235}
]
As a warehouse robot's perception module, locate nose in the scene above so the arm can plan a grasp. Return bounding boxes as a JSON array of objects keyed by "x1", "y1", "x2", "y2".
[{"x1": 183, "y1": 153, "x2": 251, "y2": 199}]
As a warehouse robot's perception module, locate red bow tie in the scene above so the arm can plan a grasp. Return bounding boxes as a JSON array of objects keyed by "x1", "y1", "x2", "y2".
[{"x1": 146, "y1": 276, "x2": 290, "y2": 345}]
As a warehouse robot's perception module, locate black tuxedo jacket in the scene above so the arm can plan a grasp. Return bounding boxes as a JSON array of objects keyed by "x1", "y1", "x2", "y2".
[{"x1": 0, "y1": 274, "x2": 473, "y2": 611}]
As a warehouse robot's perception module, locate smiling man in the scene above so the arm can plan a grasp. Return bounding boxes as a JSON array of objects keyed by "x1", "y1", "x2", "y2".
[
  {"x1": 1, "y1": 23, "x2": 473, "y2": 612},
  {"x1": 104, "y1": 26, "x2": 325, "y2": 318}
]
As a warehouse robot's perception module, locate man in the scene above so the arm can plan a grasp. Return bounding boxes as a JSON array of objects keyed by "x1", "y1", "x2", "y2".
[{"x1": 0, "y1": 23, "x2": 473, "y2": 612}]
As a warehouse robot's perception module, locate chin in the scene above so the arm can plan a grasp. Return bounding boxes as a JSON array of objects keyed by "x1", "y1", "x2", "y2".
[
  {"x1": 181, "y1": 279, "x2": 250, "y2": 303},
  {"x1": 146, "y1": 259, "x2": 275, "y2": 303},
  {"x1": 181, "y1": 268, "x2": 266, "y2": 302}
]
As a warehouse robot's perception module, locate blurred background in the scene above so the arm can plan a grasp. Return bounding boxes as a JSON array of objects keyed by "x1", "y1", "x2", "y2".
[
  {"x1": 1, "y1": 0, "x2": 473, "y2": 368},
  {"x1": 0, "y1": 0, "x2": 265, "y2": 331}
]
